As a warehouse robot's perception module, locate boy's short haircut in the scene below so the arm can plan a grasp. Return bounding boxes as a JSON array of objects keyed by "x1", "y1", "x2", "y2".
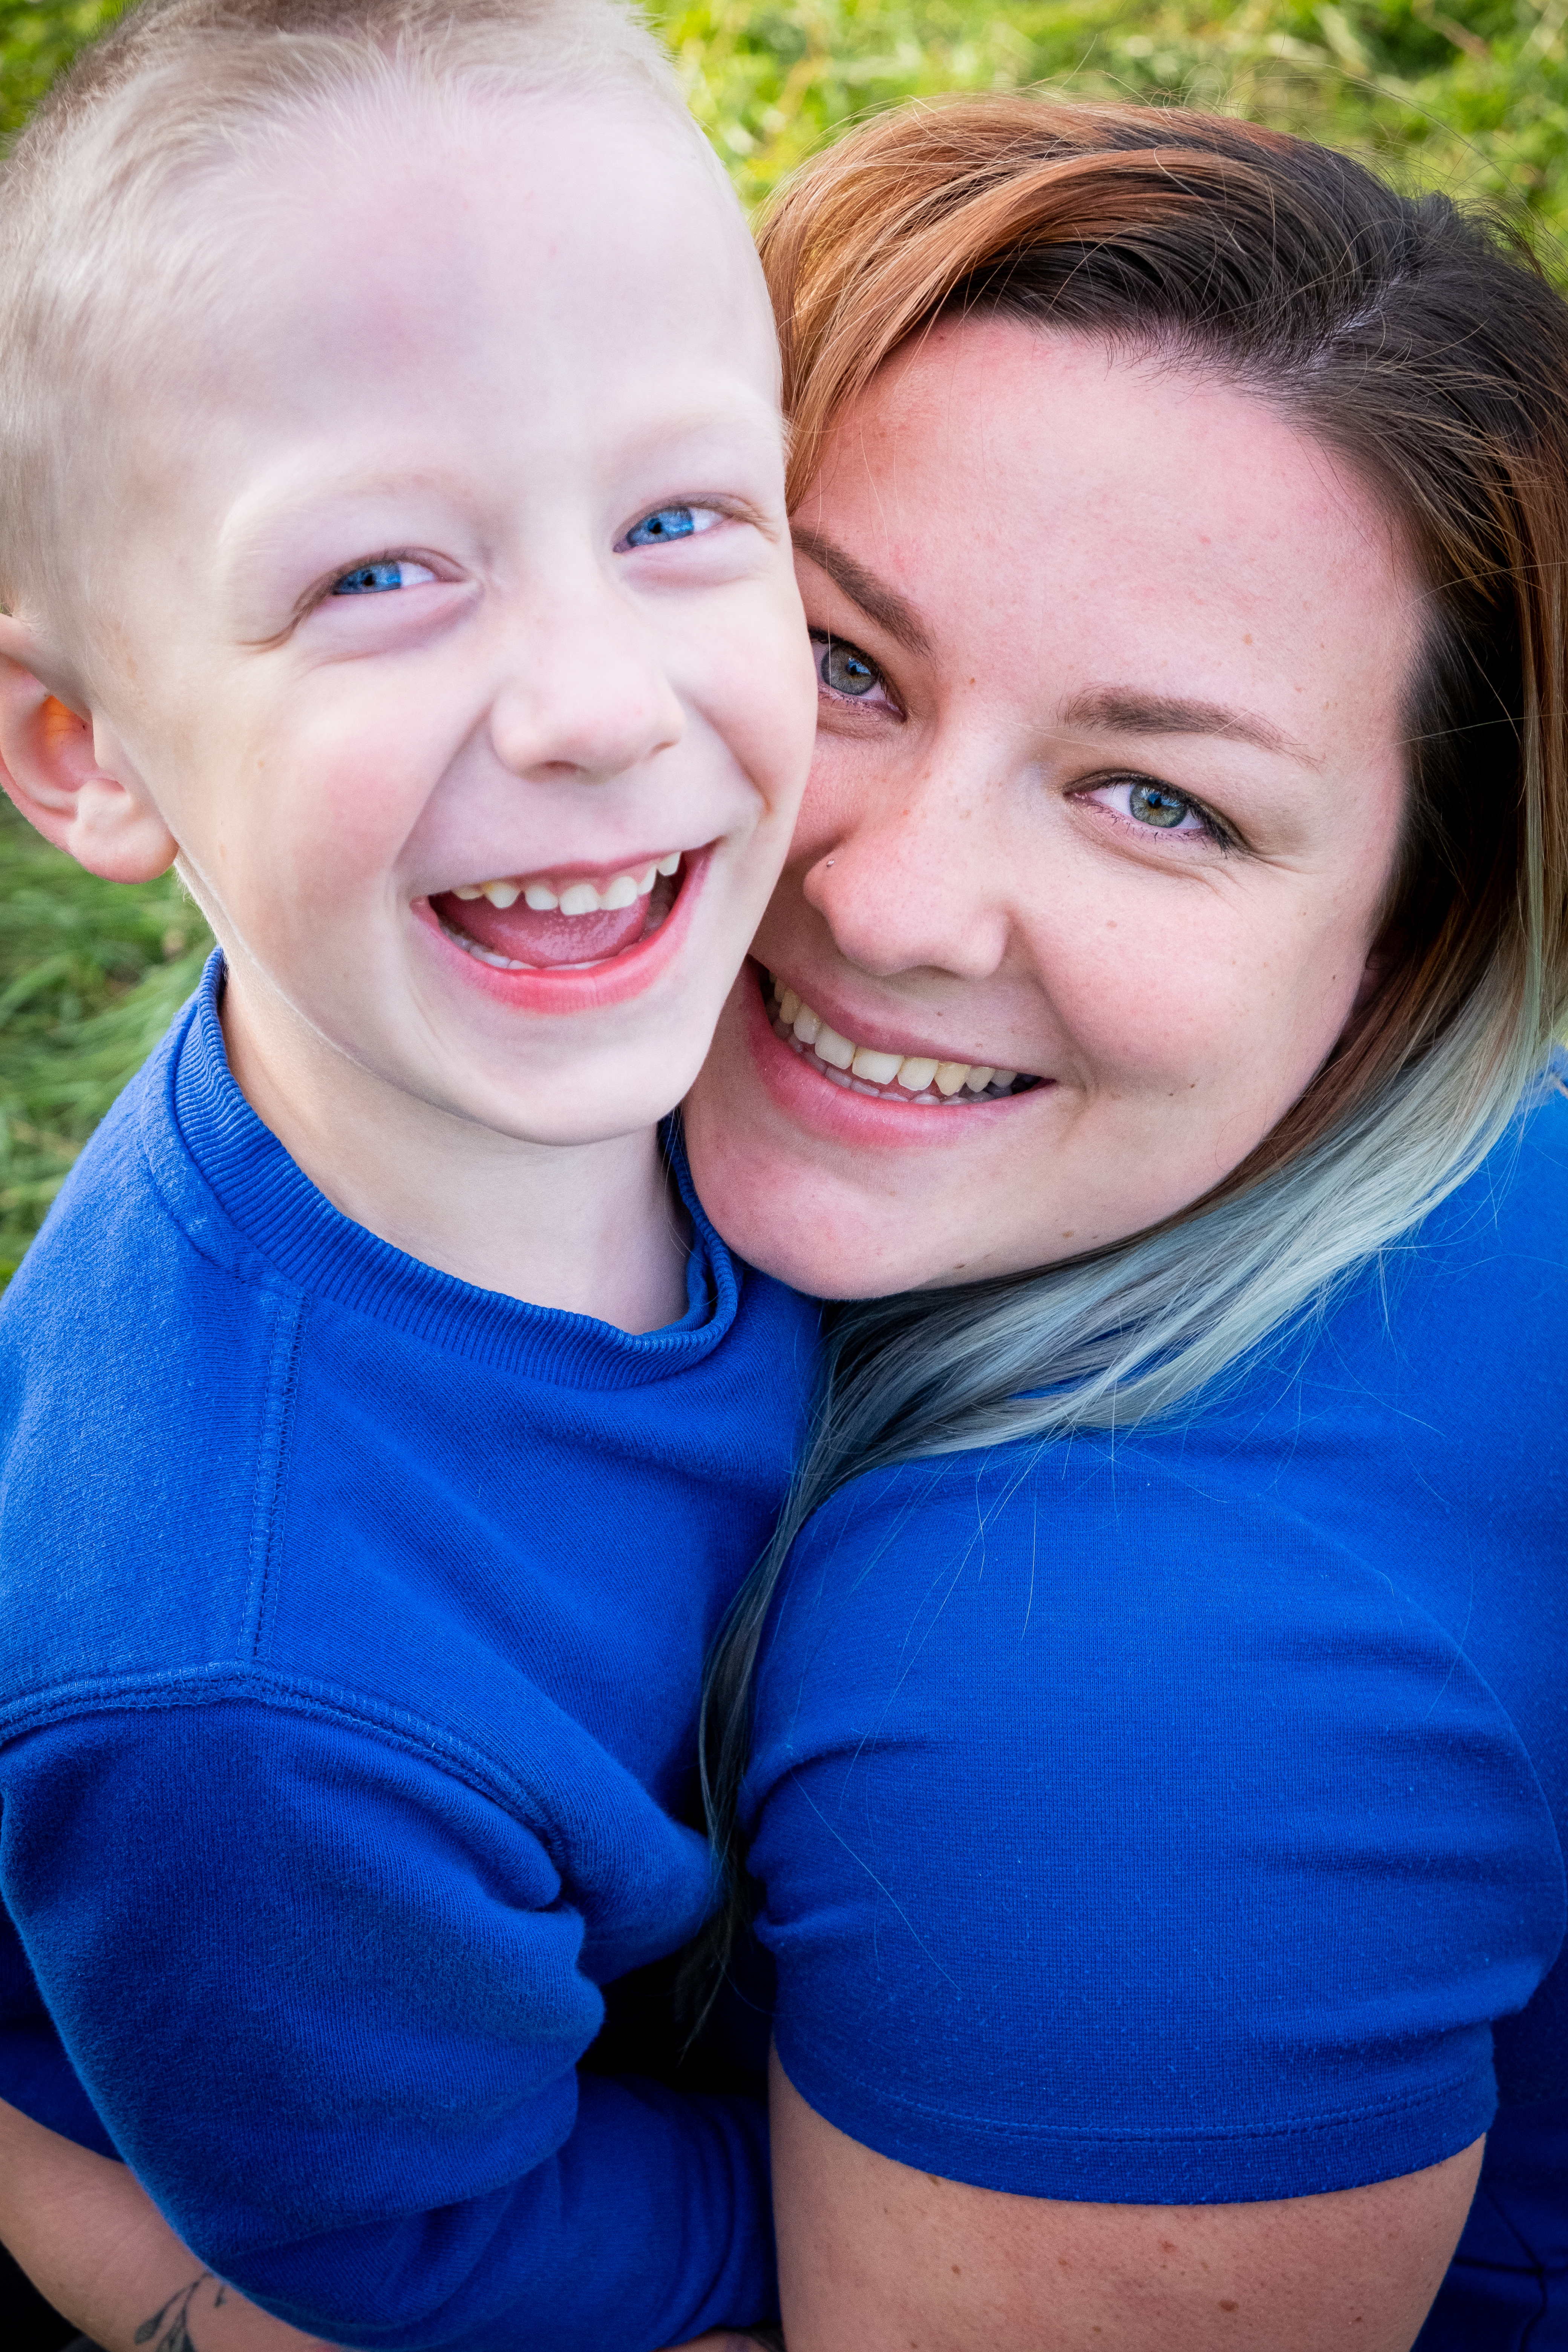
[{"x1": 0, "y1": 0, "x2": 707, "y2": 626}]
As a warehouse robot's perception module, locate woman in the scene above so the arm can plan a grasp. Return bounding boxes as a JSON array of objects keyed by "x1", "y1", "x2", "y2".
[
  {"x1": 4, "y1": 95, "x2": 1567, "y2": 2352},
  {"x1": 682, "y1": 97, "x2": 1568, "y2": 2352}
]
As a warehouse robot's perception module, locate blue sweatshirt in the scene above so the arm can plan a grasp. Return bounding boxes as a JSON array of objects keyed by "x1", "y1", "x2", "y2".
[{"x1": 0, "y1": 955, "x2": 818, "y2": 2351}]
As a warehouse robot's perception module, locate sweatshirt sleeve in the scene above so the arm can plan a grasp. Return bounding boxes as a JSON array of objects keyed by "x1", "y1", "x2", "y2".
[{"x1": 0, "y1": 1701, "x2": 775, "y2": 2351}]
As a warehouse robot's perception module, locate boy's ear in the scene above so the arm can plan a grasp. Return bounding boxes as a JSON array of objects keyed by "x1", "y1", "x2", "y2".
[{"x1": 0, "y1": 614, "x2": 178, "y2": 882}]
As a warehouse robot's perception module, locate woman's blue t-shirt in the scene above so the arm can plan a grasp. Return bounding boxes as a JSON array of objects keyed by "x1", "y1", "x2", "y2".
[{"x1": 743, "y1": 1070, "x2": 1568, "y2": 2341}]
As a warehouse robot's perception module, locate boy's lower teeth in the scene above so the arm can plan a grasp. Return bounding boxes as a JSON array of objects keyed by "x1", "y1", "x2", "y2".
[
  {"x1": 764, "y1": 971, "x2": 1038, "y2": 1104},
  {"x1": 432, "y1": 868, "x2": 678, "y2": 969}
]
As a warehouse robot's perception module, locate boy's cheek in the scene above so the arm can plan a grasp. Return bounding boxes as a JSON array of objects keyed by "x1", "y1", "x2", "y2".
[
  {"x1": 688, "y1": 616, "x2": 818, "y2": 814},
  {"x1": 165, "y1": 705, "x2": 427, "y2": 872}
]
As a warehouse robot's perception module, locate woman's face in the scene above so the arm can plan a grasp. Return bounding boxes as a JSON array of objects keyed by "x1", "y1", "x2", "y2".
[{"x1": 684, "y1": 319, "x2": 1422, "y2": 1295}]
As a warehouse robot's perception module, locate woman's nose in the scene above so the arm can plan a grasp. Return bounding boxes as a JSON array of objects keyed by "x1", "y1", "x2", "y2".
[
  {"x1": 487, "y1": 585, "x2": 685, "y2": 786},
  {"x1": 802, "y1": 765, "x2": 1014, "y2": 981}
]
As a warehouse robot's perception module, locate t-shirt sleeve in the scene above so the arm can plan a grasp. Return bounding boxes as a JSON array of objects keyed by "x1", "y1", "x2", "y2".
[
  {"x1": 1, "y1": 1703, "x2": 773, "y2": 2351},
  {"x1": 744, "y1": 1455, "x2": 1565, "y2": 2205}
]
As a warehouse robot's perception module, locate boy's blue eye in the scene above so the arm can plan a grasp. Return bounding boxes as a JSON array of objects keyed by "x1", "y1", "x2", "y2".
[
  {"x1": 622, "y1": 506, "x2": 706, "y2": 547},
  {"x1": 331, "y1": 558, "x2": 436, "y2": 596}
]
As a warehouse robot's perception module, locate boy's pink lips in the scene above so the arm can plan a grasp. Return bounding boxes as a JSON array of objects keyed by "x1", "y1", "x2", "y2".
[
  {"x1": 741, "y1": 960, "x2": 1053, "y2": 1150},
  {"x1": 413, "y1": 846, "x2": 711, "y2": 1014}
]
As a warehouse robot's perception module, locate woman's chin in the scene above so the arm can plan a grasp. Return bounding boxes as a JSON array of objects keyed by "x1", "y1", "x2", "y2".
[
  {"x1": 685, "y1": 975, "x2": 1073, "y2": 1293},
  {"x1": 683, "y1": 1074, "x2": 1039, "y2": 1297},
  {"x1": 681, "y1": 1096, "x2": 887, "y2": 1294}
]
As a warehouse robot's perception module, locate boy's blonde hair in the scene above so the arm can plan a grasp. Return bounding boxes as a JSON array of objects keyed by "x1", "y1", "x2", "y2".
[{"x1": 0, "y1": 0, "x2": 703, "y2": 623}]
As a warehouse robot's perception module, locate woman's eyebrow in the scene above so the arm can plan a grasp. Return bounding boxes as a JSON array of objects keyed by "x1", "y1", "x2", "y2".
[
  {"x1": 1061, "y1": 685, "x2": 1314, "y2": 762},
  {"x1": 792, "y1": 527, "x2": 932, "y2": 656}
]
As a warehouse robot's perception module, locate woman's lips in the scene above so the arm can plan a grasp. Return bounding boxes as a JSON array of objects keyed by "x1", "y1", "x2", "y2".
[
  {"x1": 763, "y1": 967, "x2": 1043, "y2": 1102},
  {"x1": 741, "y1": 962, "x2": 1051, "y2": 1148}
]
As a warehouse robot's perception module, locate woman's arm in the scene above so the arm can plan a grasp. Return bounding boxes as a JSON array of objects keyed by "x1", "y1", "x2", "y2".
[{"x1": 770, "y1": 2053, "x2": 1481, "y2": 2352}]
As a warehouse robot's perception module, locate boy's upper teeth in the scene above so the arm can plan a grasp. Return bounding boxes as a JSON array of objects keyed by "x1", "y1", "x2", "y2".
[
  {"x1": 770, "y1": 975, "x2": 1023, "y2": 1101},
  {"x1": 450, "y1": 851, "x2": 681, "y2": 913}
]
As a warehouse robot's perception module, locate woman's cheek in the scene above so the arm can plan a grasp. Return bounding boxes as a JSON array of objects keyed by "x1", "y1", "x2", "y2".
[
  {"x1": 1047, "y1": 861, "x2": 1358, "y2": 1096},
  {"x1": 1021, "y1": 912, "x2": 1241, "y2": 1095}
]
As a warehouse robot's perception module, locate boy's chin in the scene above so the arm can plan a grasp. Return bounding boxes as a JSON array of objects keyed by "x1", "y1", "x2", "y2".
[
  {"x1": 442, "y1": 1057, "x2": 707, "y2": 1152},
  {"x1": 403, "y1": 1004, "x2": 715, "y2": 1150}
]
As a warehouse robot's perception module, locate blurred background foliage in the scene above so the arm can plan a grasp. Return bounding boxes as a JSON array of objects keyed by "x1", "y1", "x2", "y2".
[
  {"x1": 2, "y1": 0, "x2": 1565, "y2": 1279},
  {"x1": 666, "y1": 0, "x2": 1568, "y2": 231},
  {"x1": 0, "y1": 817, "x2": 207, "y2": 1283}
]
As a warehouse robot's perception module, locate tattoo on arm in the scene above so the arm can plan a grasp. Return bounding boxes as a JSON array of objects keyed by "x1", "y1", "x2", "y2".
[
  {"x1": 135, "y1": 2272, "x2": 227, "y2": 2352},
  {"x1": 133, "y1": 2271, "x2": 780, "y2": 2352}
]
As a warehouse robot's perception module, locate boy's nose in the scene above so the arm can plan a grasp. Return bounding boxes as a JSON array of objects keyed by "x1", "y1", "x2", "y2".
[{"x1": 487, "y1": 604, "x2": 685, "y2": 786}]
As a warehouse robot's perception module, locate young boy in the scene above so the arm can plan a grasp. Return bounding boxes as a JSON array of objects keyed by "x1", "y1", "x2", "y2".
[{"x1": 0, "y1": 2, "x2": 819, "y2": 2346}]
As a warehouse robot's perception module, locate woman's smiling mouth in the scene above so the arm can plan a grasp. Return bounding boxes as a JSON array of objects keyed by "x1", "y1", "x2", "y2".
[{"x1": 765, "y1": 969, "x2": 1043, "y2": 1104}]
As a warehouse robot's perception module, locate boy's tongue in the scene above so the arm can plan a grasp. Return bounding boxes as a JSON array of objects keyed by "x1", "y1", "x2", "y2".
[{"x1": 432, "y1": 890, "x2": 652, "y2": 968}]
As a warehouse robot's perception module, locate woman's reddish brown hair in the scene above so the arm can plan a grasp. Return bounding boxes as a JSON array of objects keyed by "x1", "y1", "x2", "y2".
[{"x1": 696, "y1": 105, "x2": 1568, "y2": 1956}]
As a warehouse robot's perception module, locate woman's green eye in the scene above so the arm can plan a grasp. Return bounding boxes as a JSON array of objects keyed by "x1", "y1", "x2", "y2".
[
  {"x1": 1086, "y1": 778, "x2": 1222, "y2": 842},
  {"x1": 1130, "y1": 782, "x2": 1195, "y2": 829},
  {"x1": 818, "y1": 635, "x2": 880, "y2": 697}
]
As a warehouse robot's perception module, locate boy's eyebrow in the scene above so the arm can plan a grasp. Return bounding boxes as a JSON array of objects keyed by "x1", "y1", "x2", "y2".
[{"x1": 792, "y1": 528, "x2": 932, "y2": 657}]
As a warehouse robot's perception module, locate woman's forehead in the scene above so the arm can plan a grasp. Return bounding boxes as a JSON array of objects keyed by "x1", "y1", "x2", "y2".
[
  {"x1": 800, "y1": 320, "x2": 1421, "y2": 749},
  {"x1": 818, "y1": 318, "x2": 1386, "y2": 542}
]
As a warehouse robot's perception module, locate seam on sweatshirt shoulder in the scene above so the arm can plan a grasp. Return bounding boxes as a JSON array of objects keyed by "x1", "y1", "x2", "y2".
[
  {"x1": 0, "y1": 1666, "x2": 576, "y2": 1863},
  {"x1": 134, "y1": 1007, "x2": 300, "y2": 1304},
  {"x1": 244, "y1": 1293, "x2": 309, "y2": 1662}
]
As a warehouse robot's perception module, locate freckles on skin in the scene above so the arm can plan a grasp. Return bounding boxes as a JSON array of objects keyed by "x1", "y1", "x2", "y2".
[{"x1": 689, "y1": 322, "x2": 1419, "y2": 1295}]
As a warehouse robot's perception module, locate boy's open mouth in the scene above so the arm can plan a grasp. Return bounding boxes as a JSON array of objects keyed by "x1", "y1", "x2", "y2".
[
  {"x1": 765, "y1": 969, "x2": 1044, "y2": 1105},
  {"x1": 429, "y1": 852, "x2": 683, "y2": 970}
]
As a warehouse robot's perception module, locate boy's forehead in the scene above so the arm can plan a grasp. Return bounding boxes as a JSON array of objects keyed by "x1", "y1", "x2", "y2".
[
  {"x1": 88, "y1": 86, "x2": 779, "y2": 595},
  {"x1": 213, "y1": 88, "x2": 764, "y2": 374}
]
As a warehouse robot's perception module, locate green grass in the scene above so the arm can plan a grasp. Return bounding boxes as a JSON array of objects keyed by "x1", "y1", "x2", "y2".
[
  {"x1": 0, "y1": 799, "x2": 210, "y2": 1283},
  {"x1": 3, "y1": 0, "x2": 1567, "y2": 1283}
]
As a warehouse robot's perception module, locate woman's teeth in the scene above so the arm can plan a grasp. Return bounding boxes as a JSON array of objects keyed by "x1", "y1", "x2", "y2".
[
  {"x1": 450, "y1": 851, "x2": 681, "y2": 915},
  {"x1": 768, "y1": 975, "x2": 1035, "y2": 1104}
]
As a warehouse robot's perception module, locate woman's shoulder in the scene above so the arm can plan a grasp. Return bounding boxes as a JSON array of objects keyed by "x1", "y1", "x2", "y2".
[
  {"x1": 780, "y1": 1058, "x2": 1568, "y2": 1620},
  {"x1": 744, "y1": 1076, "x2": 1568, "y2": 2198},
  {"x1": 747, "y1": 1424, "x2": 1565, "y2": 2204},
  {"x1": 1398, "y1": 1050, "x2": 1568, "y2": 1312}
]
